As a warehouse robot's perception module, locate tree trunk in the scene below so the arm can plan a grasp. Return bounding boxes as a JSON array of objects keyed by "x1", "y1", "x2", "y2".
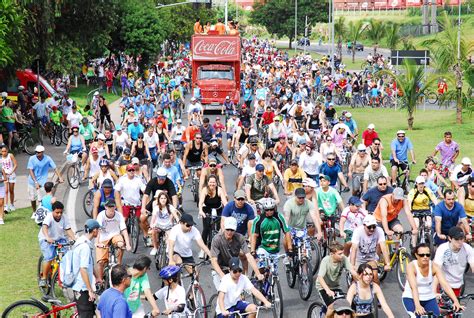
[
  {"x1": 289, "y1": 37, "x2": 293, "y2": 49},
  {"x1": 352, "y1": 48, "x2": 356, "y2": 63},
  {"x1": 337, "y1": 40, "x2": 343, "y2": 62},
  {"x1": 407, "y1": 111, "x2": 414, "y2": 130},
  {"x1": 456, "y1": 87, "x2": 463, "y2": 124},
  {"x1": 373, "y1": 43, "x2": 377, "y2": 56}
]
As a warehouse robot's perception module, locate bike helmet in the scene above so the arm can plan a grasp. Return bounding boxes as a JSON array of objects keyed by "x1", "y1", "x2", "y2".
[
  {"x1": 261, "y1": 198, "x2": 277, "y2": 211},
  {"x1": 159, "y1": 265, "x2": 181, "y2": 279},
  {"x1": 81, "y1": 117, "x2": 89, "y2": 124},
  {"x1": 278, "y1": 133, "x2": 286, "y2": 139},
  {"x1": 99, "y1": 159, "x2": 109, "y2": 166},
  {"x1": 338, "y1": 116, "x2": 345, "y2": 122}
]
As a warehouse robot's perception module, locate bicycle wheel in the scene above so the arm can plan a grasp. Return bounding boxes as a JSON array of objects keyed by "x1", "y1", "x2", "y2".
[
  {"x1": 298, "y1": 260, "x2": 313, "y2": 301},
  {"x1": 82, "y1": 189, "x2": 94, "y2": 218},
  {"x1": 396, "y1": 250, "x2": 411, "y2": 291},
  {"x1": 62, "y1": 128, "x2": 69, "y2": 145},
  {"x1": 54, "y1": 128, "x2": 62, "y2": 146},
  {"x1": 128, "y1": 216, "x2": 140, "y2": 254},
  {"x1": 188, "y1": 285, "x2": 207, "y2": 318},
  {"x1": 37, "y1": 255, "x2": 51, "y2": 296},
  {"x1": 373, "y1": 295, "x2": 379, "y2": 318},
  {"x1": 207, "y1": 293, "x2": 217, "y2": 318},
  {"x1": 67, "y1": 164, "x2": 80, "y2": 189},
  {"x1": 1, "y1": 299, "x2": 49, "y2": 318},
  {"x1": 193, "y1": 181, "x2": 199, "y2": 203},
  {"x1": 285, "y1": 261, "x2": 297, "y2": 288},
  {"x1": 309, "y1": 239, "x2": 322, "y2": 276},
  {"x1": 427, "y1": 91, "x2": 438, "y2": 104},
  {"x1": 50, "y1": 270, "x2": 65, "y2": 299},
  {"x1": 23, "y1": 135, "x2": 37, "y2": 155},
  {"x1": 271, "y1": 278, "x2": 284, "y2": 318},
  {"x1": 377, "y1": 261, "x2": 388, "y2": 282},
  {"x1": 425, "y1": 231, "x2": 435, "y2": 257},
  {"x1": 307, "y1": 301, "x2": 326, "y2": 318}
]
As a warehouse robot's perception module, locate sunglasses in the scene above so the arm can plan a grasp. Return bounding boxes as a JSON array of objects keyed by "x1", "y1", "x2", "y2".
[
  {"x1": 417, "y1": 253, "x2": 431, "y2": 258},
  {"x1": 366, "y1": 225, "x2": 376, "y2": 230},
  {"x1": 327, "y1": 158, "x2": 336, "y2": 161},
  {"x1": 397, "y1": 135, "x2": 405, "y2": 138},
  {"x1": 373, "y1": 143, "x2": 380, "y2": 145},
  {"x1": 291, "y1": 163, "x2": 297, "y2": 166},
  {"x1": 362, "y1": 271, "x2": 374, "y2": 276},
  {"x1": 73, "y1": 130, "x2": 79, "y2": 133},
  {"x1": 225, "y1": 229, "x2": 235, "y2": 232},
  {"x1": 232, "y1": 269, "x2": 242, "y2": 274},
  {"x1": 251, "y1": 144, "x2": 257, "y2": 147},
  {"x1": 236, "y1": 198, "x2": 245, "y2": 201},
  {"x1": 127, "y1": 169, "x2": 135, "y2": 172},
  {"x1": 185, "y1": 224, "x2": 193, "y2": 228},
  {"x1": 209, "y1": 164, "x2": 216, "y2": 167},
  {"x1": 195, "y1": 137, "x2": 202, "y2": 139},
  {"x1": 336, "y1": 310, "x2": 353, "y2": 315}
]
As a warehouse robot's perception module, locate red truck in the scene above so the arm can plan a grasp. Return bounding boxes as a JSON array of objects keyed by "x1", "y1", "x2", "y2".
[{"x1": 191, "y1": 34, "x2": 241, "y2": 110}]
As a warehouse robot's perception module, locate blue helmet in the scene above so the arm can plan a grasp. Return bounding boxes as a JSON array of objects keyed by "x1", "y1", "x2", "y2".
[
  {"x1": 99, "y1": 159, "x2": 109, "y2": 166},
  {"x1": 159, "y1": 265, "x2": 180, "y2": 279}
]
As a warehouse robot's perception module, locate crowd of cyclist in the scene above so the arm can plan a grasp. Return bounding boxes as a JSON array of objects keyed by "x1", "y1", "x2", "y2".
[{"x1": 26, "y1": 36, "x2": 474, "y2": 318}]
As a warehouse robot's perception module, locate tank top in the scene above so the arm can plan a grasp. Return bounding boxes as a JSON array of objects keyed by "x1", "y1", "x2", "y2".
[
  {"x1": 352, "y1": 282, "x2": 374, "y2": 315},
  {"x1": 402, "y1": 261, "x2": 436, "y2": 301},
  {"x1": 70, "y1": 135, "x2": 83, "y2": 152},
  {"x1": 308, "y1": 115, "x2": 320, "y2": 130},
  {"x1": 187, "y1": 140, "x2": 203, "y2": 163},
  {"x1": 275, "y1": 142, "x2": 288, "y2": 155},
  {"x1": 173, "y1": 158, "x2": 182, "y2": 177},
  {"x1": 99, "y1": 189, "x2": 115, "y2": 212},
  {"x1": 374, "y1": 194, "x2": 404, "y2": 222},
  {"x1": 114, "y1": 132, "x2": 127, "y2": 148},
  {"x1": 89, "y1": 156, "x2": 100, "y2": 177},
  {"x1": 97, "y1": 171, "x2": 114, "y2": 188},
  {"x1": 239, "y1": 131, "x2": 249, "y2": 144},
  {"x1": 1, "y1": 153, "x2": 14, "y2": 175},
  {"x1": 264, "y1": 162, "x2": 274, "y2": 179},
  {"x1": 157, "y1": 129, "x2": 166, "y2": 143},
  {"x1": 135, "y1": 142, "x2": 147, "y2": 160},
  {"x1": 97, "y1": 145, "x2": 106, "y2": 159},
  {"x1": 41, "y1": 194, "x2": 53, "y2": 211},
  {"x1": 203, "y1": 188, "x2": 222, "y2": 214},
  {"x1": 369, "y1": 147, "x2": 380, "y2": 160}
]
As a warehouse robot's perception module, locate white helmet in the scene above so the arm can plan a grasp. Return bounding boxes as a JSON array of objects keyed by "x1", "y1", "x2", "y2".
[
  {"x1": 249, "y1": 129, "x2": 258, "y2": 136},
  {"x1": 260, "y1": 198, "x2": 277, "y2": 210}
]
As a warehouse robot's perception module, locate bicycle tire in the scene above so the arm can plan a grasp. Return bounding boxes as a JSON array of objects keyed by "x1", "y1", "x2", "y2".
[
  {"x1": 396, "y1": 250, "x2": 411, "y2": 291},
  {"x1": 23, "y1": 135, "x2": 37, "y2": 155},
  {"x1": 207, "y1": 294, "x2": 218, "y2": 318},
  {"x1": 54, "y1": 128, "x2": 62, "y2": 146},
  {"x1": 285, "y1": 260, "x2": 297, "y2": 288},
  {"x1": 307, "y1": 301, "x2": 326, "y2": 318},
  {"x1": 427, "y1": 91, "x2": 438, "y2": 104},
  {"x1": 50, "y1": 269, "x2": 65, "y2": 299},
  {"x1": 298, "y1": 260, "x2": 313, "y2": 301},
  {"x1": 309, "y1": 239, "x2": 322, "y2": 276},
  {"x1": 1, "y1": 299, "x2": 49, "y2": 318},
  {"x1": 37, "y1": 255, "x2": 51, "y2": 296},
  {"x1": 155, "y1": 241, "x2": 167, "y2": 271},
  {"x1": 193, "y1": 181, "x2": 199, "y2": 203},
  {"x1": 50, "y1": 128, "x2": 56, "y2": 145},
  {"x1": 67, "y1": 164, "x2": 80, "y2": 189},
  {"x1": 82, "y1": 189, "x2": 94, "y2": 218},
  {"x1": 425, "y1": 231, "x2": 435, "y2": 258},
  {"x1": 272, "y1": 278, "x2": 284, "y2": 318},
  {"x1": 373, "y1": 295, "x2": 379, "y2": 318},
  {"x1": 188, "y1": 285, "x2": 207, "y2": 318},
  {"x1": 377, "y1": 262, "x2": 387, "y2": 282},
  {"x1": 62, "y1": 128, "x2": 69, "y2": 145},
  {"x1": 128, "y1": 216, "x2": 140, "y2": 254}
]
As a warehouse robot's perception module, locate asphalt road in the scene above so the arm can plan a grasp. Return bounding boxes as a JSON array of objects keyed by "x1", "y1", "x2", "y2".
[{"x1": 67, "y1": 108, "x2": 474, "y2": 317}]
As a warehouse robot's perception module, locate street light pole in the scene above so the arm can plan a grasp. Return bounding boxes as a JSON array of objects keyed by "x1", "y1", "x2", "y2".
[
  {"x1": 331, "y1": 0, "x2": 335, "y2": 75},
  {"x1": 225, "y1": 0, "x2": 228, "y2": 26},
  {"x1": 295, "y1": 0, "x2": 298, "y2": 53},
  {"x1": 455, "y1": 0, "x2": 463, "y2": 123}
]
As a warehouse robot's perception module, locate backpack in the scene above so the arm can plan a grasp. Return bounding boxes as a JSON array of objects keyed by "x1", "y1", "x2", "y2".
[{"x1": 60, "y1": 241, "x2": 88, "y2": 288}]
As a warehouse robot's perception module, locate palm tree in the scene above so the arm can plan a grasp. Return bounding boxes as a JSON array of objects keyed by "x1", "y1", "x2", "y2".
[
  {"x1": 422, "y1": 11, "x2": 474, "y2": 124},
  {"x1": 366, "y1": 19, "x2": 385, "y2": 55},
  {"x1": 378, "y1": 60, "x2": 437, "y2": 130},
  {"x1": 401, "y1": 37, "x2": 416, "y2": 50},
  {"x1": 347, "y1": 21, "x2": 367, "y2": 63},
  {"x1": 385, "y1": 23, "x2": 401, "y2": 51},
  {"x1": 334, "y1": 16, "x2": 346, "y2": 61}
]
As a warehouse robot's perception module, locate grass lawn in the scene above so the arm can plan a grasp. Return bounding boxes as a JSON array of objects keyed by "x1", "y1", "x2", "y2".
[
  {"x1": 335, "y1": 106, "x2": 474, "y2": 173},
  {"x1": 68, "y1": 84, "x2": 121, "y2": 108},
  {"x1": 0, "y1": 208, "x2": 42, "y2": 312}
]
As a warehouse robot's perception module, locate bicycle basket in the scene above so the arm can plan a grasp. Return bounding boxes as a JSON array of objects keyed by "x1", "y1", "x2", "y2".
[{"x1": 67, "y1": 153, "x2": 79, "y2": 163}]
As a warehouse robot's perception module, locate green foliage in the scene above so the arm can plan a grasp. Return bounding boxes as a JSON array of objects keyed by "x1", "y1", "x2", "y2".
[
  {"x1": 366, "y1": 19, "x2": 385, "y2": 54},
  {"x1": 347, "y1": 21, "x2": 367, "y2": 63},
  {"x1": 384, "y1": 23, "x2": 401, "y2": 50},
  {"x1": 0, "y1": 0, "x2": 27, "y2": 69},
  {"x1": 250, "y1": 0, "x2": 328, "y2": 48}
]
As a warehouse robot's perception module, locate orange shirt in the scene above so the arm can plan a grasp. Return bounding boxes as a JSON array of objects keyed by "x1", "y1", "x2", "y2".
[
  {"x1": 194, "y1": 22, "x2": 203, "y2": 34},
  {"x1": 373, "y1": 194, "x2": 404, "y2": 223},
  {"x1": 182, "y1": 126, "x2": 199, "y2": 142},
  {"x1": 215, "y1": 22, "x2": 226, "y2": 35}
]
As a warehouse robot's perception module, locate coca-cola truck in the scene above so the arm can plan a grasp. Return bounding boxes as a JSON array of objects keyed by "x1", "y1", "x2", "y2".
[{"x1": 191, "y1": 34, "x2": 241, "y2": 110}]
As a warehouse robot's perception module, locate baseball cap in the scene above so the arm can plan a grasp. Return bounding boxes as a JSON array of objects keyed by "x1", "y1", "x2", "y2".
[
  {"x1": 128, "y1": 108, "x2": 135, "y2": 113},
  {"x1": 190, "y1": 97, "x2": 196, "y2": 101},
  {"x1": 84, "y1": 219, "x2": 101, "y2": 231},
  {"x1": 131, "y1": 157, "x2": 139, "y2": 164},
  {"x1": 396, "y1": 130, "x2": 406, "y2": 135},
  {"x1": 90, "y1": 146, "x2": 98, "y2": 153},
  {"x1": 298, "y1": 139, "x2": 307, "y2": 145},
  {"x1": 345, "y1": 112, "x2": 352, "y2": 118},
  {"x1": 132, "y1": 117, "x2": 139, "y2": 123},
  {"x1": 229, "y1": 257, "x2": 243, "y2": 271},
  {"x1": 225, "y1": 96, "x2": 230, "y2": 99},
  {"x1": 290, "y1": 158, "x2": 298, "y2": 165},
  {"x1": 126, "y1": 164, "x2": 135, "y2": 171},
  {"x1": 97, "y1": 133, "x2": 106, "y2": 140},
  {"x1": 415, "y1": 176, "x2": 426, "y2": 184},
  {"x1": 104, "y1": 198, "x2": 116, "y2": 207},
  {"x1": 461, "y1": 157, "x2": 472, "y2": 165},
  {"x1": 123, "y1": 148, "x2": 131, "y2": 155},
  {"x1": 255, "y1": 164, "x2": 265, "y2": 171},
  {"x1": 368, "y1": 123, "x2": 375, "y2": 129},
  {"x1": 348, "y1": 196, "x2": 362, "y2": 206},
  {"x1": 295, "y1": 188, "x2": 306, "y2": 198},
  {"x1": 333, "y1": 299, "x2": 354, "y2": 314},
  {"x1": 176, "y1": 118, "x2": 182, "y2": 123},
  {"x1": 319, "y1": 174, "x2": 331, "y2": 181},
  {"x1": 157, "y1": 167, "x2": 167, "y2": 178},
  {"x1": 248, "y1": 154, "x2": 256, "y2": 160},
  {"x1": 393, "y1": 187, "x2": 405, "y2": 200},
  {"x1": 115, "y1": 124, "x2": 122, "y2": 131},
  {"x1": 448, "y1": 226, "x2": 466, "y2": 240},
  {"x1": 363, "y1": 214, "x2": 377, "y2": 226},
  {"x1": 180, "y1": 213, "x2": 196, "y2": 225},
  {"x1": 357, "y1": 144, "x2": 367, "y2": 151},
  {"x1": 234, "y1": 189, "x2": 246, "y2": 200},
  {"x1": 102, "y1": 179, "x2": 113, "y2": 188},
  {"x1": 35, "y1": 145, "x2": 45, "y2": 153},
  {"x1": 224, "y1": 217, "x2": 238, "y2": 231}
]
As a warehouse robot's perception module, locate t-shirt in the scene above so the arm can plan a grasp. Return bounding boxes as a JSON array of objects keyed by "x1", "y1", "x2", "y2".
[
  {"x1": 144, "y1": 177, "x2": 177, "y2": 201},
  {"x1": 38, "y1": 213, "x2": 71, "y2": 241},
  {"x1": 435, "y1": 141, "x2": 459, "y2": 166},
  {"x1": 27, "y1": 154, "x2": 56, "y2": 187},
  {"x1": 407, "y1": 187, "x2": 437, "y2": 211},
  {"x1": 154, "y1": 285, "x2": 187, "y2": 317},
  {"x1": 115, "y1": 175, "x2": 146, "y2": 206},
  {"x1": 316, "y1": 255, "x2": 351, "y2": 290},
  {"x1": 50, "y1": 111, "x2": 63, "y2": 125},
  {"x1": 390, "y1": 137, "x2": 413, "y2": 162},
  {"x1": 316, "y1": 187, "x2": 342, "y2": 216},
  {"x1": 211, "y1": 232, "x2": 249, "y2": 267},
  {"x1": 124, "y1": 273, "x2": 151, "y2": 313},
  {"x1": 361, "y1": 187, "x2": 394, "y2": 212},
  {"x1": 245, "y1": 174, "x2": 272, "y2": 201},
  {"x1": 222, "y1": 202, "x2": 255, "y2": 235},
  {"x1": 363, "y1": 165, "x2": 389, "y2": 190},
  {"x1": 97, "y1": 211, "x2": 127, "y2": 242},
  {"x1": 2, "y1": 107, "x2": 14, "y2": 123},
  {"x1": 71, "y1": 236, "x2": 94, "y2": 292},
  {"x1": 251, "y1": 213, "x2": 289, "y2": 253},
  {"x1": 340, "y1": 208, "x2": 367, "y2": 231},
  {"x1": 283, "y1": 168, "x2": 306, "y2": 193},
  {"x1": 434, "y1": 242, "x2": 474, "y2": 288},
  {"x1": 283, "y1": 197, "x2": 315, "y2": 229},
  {"x1": 168, "y1": 224, "x2": 202, "y2": 257},
  {"x1": 351, "y1": 226, "x2": 385, "y2": 264},
  {"x1": 216, "y1": 274, "x2": 253, "y2": 315},
  {"x1": 362, "y1": 130, "x2": 379, "y2": 147},
  {"x1": 319, "y1": 162, "x2": 342, "y2": 186},
  {"x1": 98, "y1": 287, "x2": 132, "y2": 318},
  {"x1": 67, "y1": 111, "x2": 83, "y2": 128},
  {"x1": 79, "y1": 124, "x2": 95, "y2": 141},
  {"x1": 434, "y1": 202, "x2": 466, "y2": 235}
]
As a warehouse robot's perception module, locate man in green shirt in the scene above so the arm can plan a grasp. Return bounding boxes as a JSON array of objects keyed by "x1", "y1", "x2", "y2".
[
  {"x1": 283, "y1": 187, "x2": 322, "y2": 240},
  {"x1": 49, "y1": 106, "x2": 63, "y2": 126},
  {"x1": 79, "y1": 117, "x2": 96, "y2": 145},
  {"x1": 2, "y1": 100, "x2": 16, "y2": 149}
]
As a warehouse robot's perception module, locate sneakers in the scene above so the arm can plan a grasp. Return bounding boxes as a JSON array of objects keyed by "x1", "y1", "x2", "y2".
[
  {"x1": 31, "y1": 212, "x2": 36, "y2": 219},
  {"x1": 0, "y1": 219, "x2": 4, "y2": 225},
  {"x1": 9, "y1": 204, "x2": 15, "y2": 212},
  {"x1": 38, "y1": 279, "x2": 47, "y2": 287},
  {"x1": 198, "y1": 250, "x2": 205, "y2": 259},
  {"x1": 150, "y1": 248, "x2": 158, "y2": 256},
  {"x1": 283, "y1": 256, "x2": 290, "y2": 266},
  {"x1": 143, "y1": 236, "x2": 153, "y2": 247}
]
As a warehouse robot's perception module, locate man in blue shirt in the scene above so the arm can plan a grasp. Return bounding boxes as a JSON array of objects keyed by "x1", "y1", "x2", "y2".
[
  {"x1": 390, "y1": 130, "x2": 416, "y2": 186},
  {"x1": 127, "y1": 118, "x2": 144, "y2": 142},
  {"x1": 361, "y1": 176, "x2": 394, "y2": 212},
  {"x1": 27, "y1": 145, "x2": 64, "y2": 213},
  {"x1": 221, "y1": 190, "x2": 255, "y2": 236},
  {"x1": 434, "y1": 189, "x2": 472, "y2": 245},
  {"x1": 319, "y1": 155, "x2": 350, "y2": 192},
  {"x1": 97, "y1": 264, "x2": 132, "y2": 318},
  {"x1": 344, "y1": 112, "x2": 358, "y2": 137}
]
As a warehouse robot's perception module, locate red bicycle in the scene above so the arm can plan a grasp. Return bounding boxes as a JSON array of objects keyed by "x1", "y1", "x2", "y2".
[{"x1": 1, "y1": 295, "x2": 78, "y2": 318}]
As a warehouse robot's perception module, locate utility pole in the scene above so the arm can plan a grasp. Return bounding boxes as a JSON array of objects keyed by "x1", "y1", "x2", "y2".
[
  {"x1": 331, "y1": 0, "x2": 335, "y2": 75},
  {"x1": 455, "y1": 0, "x2": 463, "y2": 123},
  {"x1": 225, "y1": 0, "x2": 228, "y2": 26},
  {"x1": 295, "y1": 0, "x2": 298, "y2": 53},
  {"x1": 304, "y1": 15, "x2": 308, "y2": 54}
]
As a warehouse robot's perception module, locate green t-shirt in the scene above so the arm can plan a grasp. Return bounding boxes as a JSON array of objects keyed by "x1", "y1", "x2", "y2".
[
  {"x1": 2, "y1": 107, "x2": 14, "y2": 123},
  {"x1": 50, "y1": 111, "x2": 63, "y2": 125},
  {"x1": 124, "y1": 273, "x2": 150, "y2": 313},
  {"x1": 316, "y1": 255, "x2": 351, "y2": 290},
  {"x1": 79, "y1": 124, "x2": 95, "y2": 141},
  {"x1": 283, "y1": 197, "x2": 315, "y2": 229},
  {"x1": 316, "y1": 187, "x2": 342, "y2": 216},
  {"x1": 78, "y1": 107, "x2": 93, "y2": 117},
  {"x1": 252, "y1": 213, "x2": 289, "y2": 254}
]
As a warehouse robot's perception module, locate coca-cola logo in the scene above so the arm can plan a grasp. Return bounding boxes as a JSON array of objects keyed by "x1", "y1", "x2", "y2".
[{"x1": 194, "y1": 40, "x2": 238, "y2": 57}]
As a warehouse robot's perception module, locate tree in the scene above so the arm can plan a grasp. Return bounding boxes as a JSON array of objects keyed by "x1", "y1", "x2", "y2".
[
  {"x1": 422, "y1": 11, "x2": 474, "y2": 124},
  {"x1": 0, "y1": 0, "x2": 29, "y2": 70},
  {"x1": 384, "y1": 23, "x2": 401, "y2": 51},
  {"x1": 250, "y1": 0, "x2": 328, "y2": 49},
  {"x1": 347, "y1": 21, "x2": 367, "y2": 63},
  {"x1": 379, "y1": 60, "x2": 437, "y2": 130},
  {"x1": 366, "y1": 19, "x2": 385, "y2": 55},
  {"x1": 334, "y1": 16, "x2": 347, "y2": 61}
]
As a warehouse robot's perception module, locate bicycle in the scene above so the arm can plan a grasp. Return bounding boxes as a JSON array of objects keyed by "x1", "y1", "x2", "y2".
[
  {"x1": 123, "y1": 201, "x2": 141, "y2": 253},
  {"x1": 285, "y1": 228, "x2": 314, "y2": 301},
  {"x1": 377, "y1": 230, "x2": 412, "y2": 291},
  {"x1": 204, "y1": 209, "x2": 221, "y2": 258},
  {"x1": 96, "y1": 242, "x2": 124, "y2": 295},
  {"x1": 181, "y1": 261, "x2": 209, "y2": 318},
  {"x1": 82, "y1": 185, "x2": 97, "y2": 218},
  {"x1": 153, "y1": 224, "x2": 173, "y2": 271},
  {"x1": 395, "y1": 161, "x2": 414, "y2": 194},
  {"x1": 252, "y1": 253, "x2": 285, "y2": 318},
  {"x1": 319, "y1": 210, "x2": 339, "y2": 259},
  {"x1": 187, "y1": 164, "x2": 202, "y2": 205},
  {"x1": 37, "y1": 241, "x2": 74, "y2": 298},
  {"x1": 66, "y1": 153, "x2": 84, "y2": 189},
  {"x1": 50, "y1": 123, "x2": 63, "y2": 146},
  {"x1": 1, "y1": 295, "x2": 78, "y2": 318},
  {"x1": 412, "y1": 210, "x2": 435, "y2": 256},
  {"x1": 434, "y1": 291, "x2": 474, "y2": 318},
  {"x1": 306, "y1": 290, "x2": 346, "y2": 318},
  {"x1": 6, "y1": 124, "x2": 40, "y2": 155}
]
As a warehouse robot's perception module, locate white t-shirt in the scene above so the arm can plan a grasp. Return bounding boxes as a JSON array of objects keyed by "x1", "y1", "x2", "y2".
[
  {"x1": 241, "y1": 165, "x2": 256, "y2": 178},
  {"x1": 172, "y1": 126, "x2": 186, "y2": 141},
  {"x1": 113, "y1": 131, "x2": 129, "y2": 148},
  {"x1": 351, "y1": 226, "x2": 385, "y2": 264},
  {"x1": 298, "y1": 151, "x2": 322, "y2": 175},
  {"x1": 38, "y1": 213, "x2": 71, "y2": 241},
  {"x1": 144, "y1": 132, "x2": 159, "y2": 148},
  {"x1": 154, "y1": 285, "x2": 187, "y2": 317},
  {"x1": 97, "y1": 211, "x2": 127, "y2": 242},
  {"x1": 168, "y1": 224, "x2": 202, "y2": 258},
  {"x1": 115, "y1": 175, "x2": 146, "y2": 206},
  {"x1": 67, "y1": 111, "x2": 83, "y2": 128},
  {"x1": 434, "y1": 242, "x2": 474, "y2": 288},
  {"x1": 152, "y1": 203, "x2": 178, "y2": 229},
  {"x1": 340, "y1": 208, "x2": 367, "y2": 231},
  {"x1": 187, "y1": 103, "x2": 203, "y2": 114},
  {"x1": 216, "y1": 274, "x2": 253, "y2": 315}
]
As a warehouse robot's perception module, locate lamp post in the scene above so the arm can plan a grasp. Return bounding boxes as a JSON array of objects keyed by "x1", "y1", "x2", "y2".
[
  {"x1": 295, "y1": 0, "x2": 298, "y2": 53},
  {"x1": 455, "y1": 0, "x2": 463, "y2": 123}
]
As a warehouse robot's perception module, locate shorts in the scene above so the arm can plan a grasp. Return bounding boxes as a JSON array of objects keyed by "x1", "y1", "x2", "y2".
[
  {"x1": 217, "y1": 300, "x2": 250, "y2": 318},
  {"x1": 376, "y1": 218, "x2": 401, "y2": 230},
  {"x1": 402, "y1": 297, "x2": 439, "y2": 318},
  {"x1": 28, "y1": 184, "x2": 46, "y2": 201},
  {"x1": 74, "y1": 290, "x2": 96, "y2": 318},
  {"x1": 344, "y1": 230, "x2": 353, "y2": 243},
  {"x1": 6, "y1": 173, "x2": 16, "y2": 183},
  {"x1": 122, "y1": 205, "x2": 142, "y2": 218},
  {"x1": 317, "y1": 288, "x2": 344, "y2": 307},
  {"x1": 345, "y1": 91, "x2": 352, "y2": 98},
  {"x1": 186, "y1": 160, "x2": 203, "y2": 169},
  {"x1": 39, "y1": 238, "x2": 67, "y2": 262},
  {"x1": 351, "y1": 173, "x2": 364, "y2": 192},
  {"x1": 96, "y1": 235, "x2": 125, "y2": 263},
  {"x1": 390, "y1": 159, "x2": 408, "y2": 171},
  {"x1": 173, "y1": 252, "x2": 194, "y2": 264},
  {"x1": 4, "y1": 122, "x2": 16, "y2": 133},
  {"x1": 226, "y1": 133, "x2": 233, "y2": 141}
]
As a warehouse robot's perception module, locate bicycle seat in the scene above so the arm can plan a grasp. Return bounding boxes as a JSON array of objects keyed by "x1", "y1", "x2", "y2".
[{"x1": 41, "y1": 295, "x2": 62, "y2": 305}]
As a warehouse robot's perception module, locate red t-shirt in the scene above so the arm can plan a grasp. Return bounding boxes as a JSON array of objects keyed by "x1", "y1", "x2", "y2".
[
  {"x1": 262, "y1": 112, "x2": 275, "y2": 125},
  {"x1": 362, "y1": 129, "x2": 379, "y2": 147}
]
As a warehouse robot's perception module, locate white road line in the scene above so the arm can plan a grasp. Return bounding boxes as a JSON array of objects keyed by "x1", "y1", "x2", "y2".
[{"x1": 67, "y1": 187, "x2": 79, "y2": 232}]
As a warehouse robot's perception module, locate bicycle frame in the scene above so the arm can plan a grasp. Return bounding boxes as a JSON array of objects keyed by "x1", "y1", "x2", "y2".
[{"x1": 42, "y1": 301, "x2": 78, "y2": 318}]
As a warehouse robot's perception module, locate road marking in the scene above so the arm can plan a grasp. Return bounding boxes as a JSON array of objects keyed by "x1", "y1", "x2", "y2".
[{"x1": 67, "y1": 187, "x2": 79, "y2": 232}]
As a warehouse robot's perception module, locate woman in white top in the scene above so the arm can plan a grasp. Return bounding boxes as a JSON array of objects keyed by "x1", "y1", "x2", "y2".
[
  {"x1": 171, "y1": 119, "x2": 185, "y2": 142},
  {"x1": 320, "y1": 136, "x2": 340, "y2": 162},
  {"x1": 112, "y1": 125, "x2": 129, "y2": 159},
  {"x1": 150, "y1": 190, "x2": 180, "y2": 256},
  {"x1": 0, "y1": 145, "x2": 17, "y2": 211},
  {"x1": 91, "y1": 159, "x2": 118, "y2": 189},
  {"x1": 402, "y1": 243, "x2": 461, "y2": 317}
]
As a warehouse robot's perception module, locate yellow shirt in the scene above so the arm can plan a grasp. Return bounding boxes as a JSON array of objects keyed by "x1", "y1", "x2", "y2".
[
  {"x1": 283, "y1": 167, "x2": 306, "y2": 193},
  {"x1": 407, "y1": 187, "x2": 437, "y2": 211}
]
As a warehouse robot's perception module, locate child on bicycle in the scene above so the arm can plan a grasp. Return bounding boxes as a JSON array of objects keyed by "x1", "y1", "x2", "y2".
[
  {"x1": 339, "y1": 196, "x2": 367, "y2": 256},
  {"x1": 154, "y1": 265, "x2": 187, "y2": 317},
  {"x1": 149, "y1": 190, "x2": 180, "y2": 256}
]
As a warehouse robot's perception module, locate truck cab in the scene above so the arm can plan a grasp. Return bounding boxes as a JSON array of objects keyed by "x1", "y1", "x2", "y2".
[{"x1": 0, "y1": 69, "x2": 57, "y2": 102}]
